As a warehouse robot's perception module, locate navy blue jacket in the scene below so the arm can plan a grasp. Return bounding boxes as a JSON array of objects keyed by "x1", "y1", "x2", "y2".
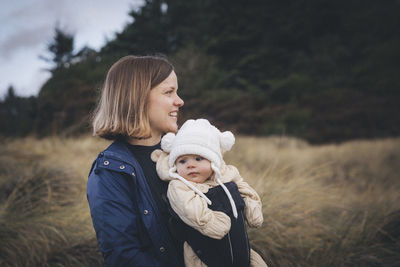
[{"x1": 87, "y1": 140, "x2": 184, "y2": 267}]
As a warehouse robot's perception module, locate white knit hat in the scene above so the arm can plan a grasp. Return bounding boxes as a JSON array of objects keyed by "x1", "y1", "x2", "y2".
[{"x1": 161, "y1": 118, "x2": 238, "y2": 218}]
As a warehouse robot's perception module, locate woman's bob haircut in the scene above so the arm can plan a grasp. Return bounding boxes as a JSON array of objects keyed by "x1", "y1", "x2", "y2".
[{"x1": 92, "y1": 55, "x2": 174, "y2": 140}]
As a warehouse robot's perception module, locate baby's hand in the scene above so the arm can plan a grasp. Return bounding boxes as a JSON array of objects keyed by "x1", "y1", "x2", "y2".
[{"x1": 203, "y1": 210, "x2": 232, "y2": 239}]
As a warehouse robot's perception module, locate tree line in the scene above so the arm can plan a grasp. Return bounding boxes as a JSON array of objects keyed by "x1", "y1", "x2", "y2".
[{"x1": 1, "y1": 0, "x2": 400, "y2": 143}]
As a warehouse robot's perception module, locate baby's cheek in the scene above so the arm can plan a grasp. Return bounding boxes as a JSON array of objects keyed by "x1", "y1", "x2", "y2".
[{"x1": 176, "y1": 164, "x2": 183, "y2": 172}]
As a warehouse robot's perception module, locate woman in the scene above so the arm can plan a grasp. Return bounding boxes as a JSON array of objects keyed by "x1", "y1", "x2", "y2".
[{"x1": 87, "y1": 55, "x2": 185, "y2": 266}]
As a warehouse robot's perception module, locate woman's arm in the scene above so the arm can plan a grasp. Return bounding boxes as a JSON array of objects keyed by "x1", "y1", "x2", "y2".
[
  {"x1": 167, "y1": 180, "x2": 231, "y2": 239},
  {"x1": 87, "y1": 168, "x2": 163, "y2": 267}
]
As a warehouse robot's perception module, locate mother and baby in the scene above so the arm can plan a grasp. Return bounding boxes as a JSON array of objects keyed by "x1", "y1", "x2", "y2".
[{"x1": 87, "y1": 55, "x2": 268, "y2": 267}]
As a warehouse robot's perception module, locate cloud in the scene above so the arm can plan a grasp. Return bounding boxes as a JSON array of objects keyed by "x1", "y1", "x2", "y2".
[
  {"x1": 4, "y1": 0, "x2": 68, "y2": 22},
  {"x1": 0, "y1": 24, "x2": 52, "y2": 59},
  {"x1": 0, "y1": 0, "x2": 139, "y2": 60},
  {"x1": 0, "y1": 0, "x2": 69, "y2": 60},
  {"x1": 0, "y1": 0, "x2": 144, "y2": 98}
]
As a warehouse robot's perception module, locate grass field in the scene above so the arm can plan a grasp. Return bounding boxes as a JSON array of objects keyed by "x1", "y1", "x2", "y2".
[{"x1": 0, "y1": 136, "x2": 399, "y2": 266}]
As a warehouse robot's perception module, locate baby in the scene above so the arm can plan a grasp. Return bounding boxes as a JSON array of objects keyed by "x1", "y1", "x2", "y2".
[{"x1": 151, "y1": 119, "x2": 267, "y2": 267}]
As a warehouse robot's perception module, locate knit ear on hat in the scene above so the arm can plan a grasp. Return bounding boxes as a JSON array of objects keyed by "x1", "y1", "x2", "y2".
[
  {"x1": 161, "y1": 132, "x2": 175, "y2": 152},
  {"x1": 220, "y1": 131, "x2": 235, "y2": 153}
]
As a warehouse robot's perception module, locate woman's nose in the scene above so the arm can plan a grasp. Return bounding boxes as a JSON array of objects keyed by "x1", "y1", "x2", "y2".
[{"x1": 174, "y1": 94, "x2": 184, "y2": 107}]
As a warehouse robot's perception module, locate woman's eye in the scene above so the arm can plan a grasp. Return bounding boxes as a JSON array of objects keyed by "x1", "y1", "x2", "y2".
[{"x1": 165, "y1": 90, "x2": 173, "y2": 95}]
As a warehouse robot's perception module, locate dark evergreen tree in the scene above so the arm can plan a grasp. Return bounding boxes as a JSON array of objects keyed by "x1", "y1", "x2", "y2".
[
  {"x1": 41, "y1": 26, "x2": 75, "y2": 70},
  {"x1": 2, "y1": 0, "x2": 399, "y2": 142},
  {"x1": 102, "y1": 0, "x2": 171, "y2": 56},
  {"x1": 0, "y1": 86, "x2": 37, "y2": 136}
]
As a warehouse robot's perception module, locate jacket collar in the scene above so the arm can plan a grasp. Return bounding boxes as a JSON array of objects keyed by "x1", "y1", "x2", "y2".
[
  {"x1": 101, "y1": 139, "x2": 159, "y2": 210},
  {"x1": 102, "y1": 139, "x2": 137, "y2": 166}
]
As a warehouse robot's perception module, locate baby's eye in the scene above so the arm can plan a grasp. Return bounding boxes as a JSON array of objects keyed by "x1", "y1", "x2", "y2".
[
  {"x1": 195, "y1": 156, "x2": 204, "y2": 161},
  {"x1": 178, "y1": 159, "x2": 186, "y2": 164}
]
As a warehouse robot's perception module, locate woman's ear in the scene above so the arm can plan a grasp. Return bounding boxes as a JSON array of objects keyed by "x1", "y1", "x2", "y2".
[{"x1": 161, "y1": 132, "x2": 175, "y2": 152}]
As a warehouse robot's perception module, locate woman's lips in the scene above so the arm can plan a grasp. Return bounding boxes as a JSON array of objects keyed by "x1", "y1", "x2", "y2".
[{"x1": 169, "y1": 111, "x2": 178, "y2": 117}]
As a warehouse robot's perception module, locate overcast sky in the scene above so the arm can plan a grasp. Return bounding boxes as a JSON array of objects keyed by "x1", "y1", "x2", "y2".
[{"x1": 0, "y1": 0, "x2": 144, "y2": 99}]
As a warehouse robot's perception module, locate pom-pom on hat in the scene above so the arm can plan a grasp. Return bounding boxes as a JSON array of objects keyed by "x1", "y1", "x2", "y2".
[{"x1": 161, "y1": 118, "x2": 238, "y2": 218}]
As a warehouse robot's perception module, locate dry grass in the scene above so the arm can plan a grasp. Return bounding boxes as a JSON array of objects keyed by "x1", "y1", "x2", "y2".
[
  {"x1": 226, "y1": 136, "x2": 400, "y2": 266},
  {"x1": 0, "y1": 135, "x2": 399, "y2": 266},
  {"x1": 0, "y1": 136, "x2": 107, "y2": 267}
]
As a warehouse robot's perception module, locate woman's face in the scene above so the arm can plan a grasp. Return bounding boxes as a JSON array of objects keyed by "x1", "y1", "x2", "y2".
[{"x1": 147, "y1": 71, "x2": 184, "y2": 139}]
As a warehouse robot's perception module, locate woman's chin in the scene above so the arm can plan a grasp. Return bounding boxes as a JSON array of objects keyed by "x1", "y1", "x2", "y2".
[{"x1": 166, "y1": 124, "x2": 178, "y2": 133}]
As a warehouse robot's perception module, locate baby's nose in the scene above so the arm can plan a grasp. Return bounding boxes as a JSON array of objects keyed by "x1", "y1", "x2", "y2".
[
  {"x1": 187, "y1": 160, "x2": 196, "y2": 168},
  {"x1": 187, "y1": 163, "x2": 195, "y2": 168}
]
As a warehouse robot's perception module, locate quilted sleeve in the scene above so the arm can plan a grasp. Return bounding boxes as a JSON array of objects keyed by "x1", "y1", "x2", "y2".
[
  {"x1": 236, "y1": 180, "x2": 264, "y2": 228},
  {"x1": 167, "y1": 180, "x2": 231, "y2": 239}
]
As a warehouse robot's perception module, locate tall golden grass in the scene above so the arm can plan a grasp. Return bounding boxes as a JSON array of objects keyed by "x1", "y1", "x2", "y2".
[{"x1": 0, "y1": 136, "x2": 399, "y2": 266}]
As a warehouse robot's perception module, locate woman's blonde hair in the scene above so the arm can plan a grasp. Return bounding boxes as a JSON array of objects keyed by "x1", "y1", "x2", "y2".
[{"x1": 92, "y1": 55, "x2": 174, "y2": 140}]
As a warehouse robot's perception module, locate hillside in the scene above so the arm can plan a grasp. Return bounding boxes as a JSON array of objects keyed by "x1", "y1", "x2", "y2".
[{"x1": 1, "y1": 0, "x2": 400, "y2": 143}]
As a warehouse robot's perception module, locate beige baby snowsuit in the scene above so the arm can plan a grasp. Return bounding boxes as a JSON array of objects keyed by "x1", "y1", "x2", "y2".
[{"x1": 151, "y1": 150, "x2": 267, "y2": 267}]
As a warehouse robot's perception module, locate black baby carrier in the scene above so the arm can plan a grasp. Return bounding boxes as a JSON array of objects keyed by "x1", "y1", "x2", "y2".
[{"x1": 166, "y1": 181, "x2": 251, "y2": 267}]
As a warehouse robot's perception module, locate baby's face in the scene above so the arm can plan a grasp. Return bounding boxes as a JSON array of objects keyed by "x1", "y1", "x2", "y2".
[{"x1": 176, "y1": 154, "x2": 213, "y2": 183}]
